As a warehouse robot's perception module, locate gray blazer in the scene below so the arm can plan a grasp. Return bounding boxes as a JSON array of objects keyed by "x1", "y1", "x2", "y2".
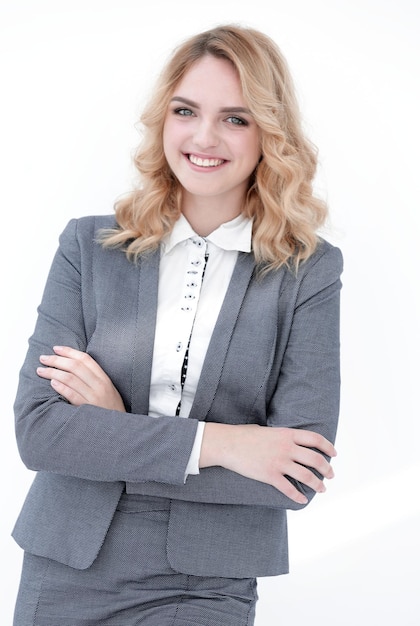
[{"x1": 13, "y1": 215, "x2": 343, "y2": 578}]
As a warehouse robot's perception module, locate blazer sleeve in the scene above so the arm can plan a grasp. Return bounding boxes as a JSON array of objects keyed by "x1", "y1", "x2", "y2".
[
  {"x1": 127, "y1": 243, "x2": 343, "y2": 510},
  {"x1": 14, "y1": 218, "x2": 199, "y2": 486}
]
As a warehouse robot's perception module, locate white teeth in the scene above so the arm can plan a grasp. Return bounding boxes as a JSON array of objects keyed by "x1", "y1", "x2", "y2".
[{"x1": 189, "y1": 155, "x2": 224, "y2": 167}]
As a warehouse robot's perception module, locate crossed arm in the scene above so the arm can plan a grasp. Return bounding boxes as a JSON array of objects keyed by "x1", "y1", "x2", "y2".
[{"x1": 37, "y1": 345, "x2": 336, "y2": 506}]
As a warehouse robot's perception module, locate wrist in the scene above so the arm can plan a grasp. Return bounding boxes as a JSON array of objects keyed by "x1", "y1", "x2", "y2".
[{"x1": 199, "y1": 422, "x2": 234, "y2": 469}]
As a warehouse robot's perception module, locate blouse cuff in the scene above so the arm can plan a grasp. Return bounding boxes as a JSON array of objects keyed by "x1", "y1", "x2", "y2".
[{"x1": 184, "y1": 421, "x2": 205, "y2": 481}]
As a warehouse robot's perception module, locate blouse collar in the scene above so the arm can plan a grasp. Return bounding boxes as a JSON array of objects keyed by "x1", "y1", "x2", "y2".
[{"x1": 163, "y1": 213, "x2": 253, "y2": 255}]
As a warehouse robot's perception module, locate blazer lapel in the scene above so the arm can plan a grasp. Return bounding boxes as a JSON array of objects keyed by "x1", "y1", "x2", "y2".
[
  {"x1": 190, "y1": 252, "x2": 256, "y2": 420},
  {"x1": 130, "y1": 249, "x2": 160, "y2": 415}
]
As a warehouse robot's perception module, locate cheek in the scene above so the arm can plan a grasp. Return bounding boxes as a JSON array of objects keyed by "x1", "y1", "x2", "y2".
[
  {"x1": 245, "y1": 143, "x2": 262, "y2": 173},
  {"x1": 163, "y1": 120, "x2": 184, "y2": 163},
  {"x1": 238, "y1": 131, "x2": 261, "y2": 168},
  {"x1": 251, "y1": 135, "x2": 262, "y2": 164}
]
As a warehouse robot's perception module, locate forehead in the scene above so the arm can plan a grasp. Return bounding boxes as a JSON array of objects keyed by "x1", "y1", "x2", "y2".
[{"x1": 174, "y1": 55, "x2": 245, "y2": 103}]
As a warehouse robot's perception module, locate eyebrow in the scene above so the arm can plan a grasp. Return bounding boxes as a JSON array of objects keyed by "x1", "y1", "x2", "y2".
[{"x1": 170, "y1": 96, "x2": 251, "y2": 115}]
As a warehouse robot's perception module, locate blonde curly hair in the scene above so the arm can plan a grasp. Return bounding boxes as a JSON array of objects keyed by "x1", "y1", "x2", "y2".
[{"x1": 100, "y1": 24, "x2": 327, "y2": 270}]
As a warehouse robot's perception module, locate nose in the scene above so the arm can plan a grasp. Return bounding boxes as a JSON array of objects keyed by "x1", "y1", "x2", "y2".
[{"x1": 192, "y1": 118, "x2": 219, "y2": 149}]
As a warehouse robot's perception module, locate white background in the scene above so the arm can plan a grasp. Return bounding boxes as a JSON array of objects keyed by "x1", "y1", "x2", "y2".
[{"x1": 1, "y1": 1, "x2": 419, "y2": 624}]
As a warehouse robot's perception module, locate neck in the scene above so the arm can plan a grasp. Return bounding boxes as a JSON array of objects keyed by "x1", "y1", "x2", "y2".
[{"x1": 181, "y1": 194, "x2": 243, "y2": 237}]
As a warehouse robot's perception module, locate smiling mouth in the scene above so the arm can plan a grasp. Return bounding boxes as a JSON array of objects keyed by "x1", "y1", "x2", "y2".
[{"x1": 188, "y1": 154, "x2": 225, "y2": 168}]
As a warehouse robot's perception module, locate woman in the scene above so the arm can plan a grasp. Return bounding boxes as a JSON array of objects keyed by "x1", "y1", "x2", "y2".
[{"x1": 12, "y1": 24, "x2": 342, "y2": 626}]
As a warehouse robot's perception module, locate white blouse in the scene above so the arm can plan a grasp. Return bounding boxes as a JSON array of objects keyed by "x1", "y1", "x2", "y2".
[{"x1": 148, "y1": 213, "x2": 253, "y2": 476}]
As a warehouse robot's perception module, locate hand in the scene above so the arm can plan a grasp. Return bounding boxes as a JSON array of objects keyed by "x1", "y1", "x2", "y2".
[
  {"x1": 37, "y1": 345, "x2": 126, "y2": 412},
  {"x1": 200, "y1": 423, "x2": 336, "y2": 504}
]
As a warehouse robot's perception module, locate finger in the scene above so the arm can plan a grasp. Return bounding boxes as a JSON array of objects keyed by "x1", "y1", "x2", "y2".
[
  {"x1": 40, "y1": 347, "x2": 99, "y2": 380},
  {"x1": 52, "y1": 345, "x2": 94, "y2": 366},
  {"x1": 39, "y1": 353, "x2": 100, "y2": 390},
  {"x1": 293, "y1": 447, "x2": 335, "y2": 480},
  {"x1": 270, "y1": 474, "x2": 309, "y2": 505},
  {"x1": 285, "y1": 462, "x2": 327, "y2": 493},
  {"x1": 50, "y1": 378, "x2": 86, "y2": 406},
  {"x1": 292, "y1": 429, "x2": 337, "y2": 458},
  {"x1": 39, "y1": 354, "x2": 79, "y2": 373},
  {"x1": 51, "y1": 347, "x2": 113, "y2": 385},
  {"x1": 52, "y1": 346, "x2": 101, "y2": 376},
  {"x1": 37, "y1": 366, "x2": 92, "y2": 402}
]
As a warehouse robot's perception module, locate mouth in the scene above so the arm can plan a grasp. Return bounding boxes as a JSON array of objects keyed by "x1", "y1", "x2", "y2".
[{"x1": 187, "y1": 154, "x2": 226, "y2": 168}]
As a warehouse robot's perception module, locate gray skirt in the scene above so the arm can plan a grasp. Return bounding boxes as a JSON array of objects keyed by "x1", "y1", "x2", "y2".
[{"x1": 13, "y1": 493, "x2": 258, "y2": 626}]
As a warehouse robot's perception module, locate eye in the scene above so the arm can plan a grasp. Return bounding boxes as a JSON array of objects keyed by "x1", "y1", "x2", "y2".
[
  {"x1": 174, "y1": 107, "x2": 194, "y2": 117},
  {"x1": 226, "y1": 115, "x2": 248, "y2": 126}
]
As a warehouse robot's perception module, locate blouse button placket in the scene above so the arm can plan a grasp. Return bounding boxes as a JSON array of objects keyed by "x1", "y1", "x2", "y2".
[
  {"x1": 173, "y1": 236, "x2": 208, "y2": 415},
  {"x1": 174, "y1": 237, "x2": 208, "y2": 367},
  {"x1": 181, "y1": 237, "x2": 207, "y2": 314}
]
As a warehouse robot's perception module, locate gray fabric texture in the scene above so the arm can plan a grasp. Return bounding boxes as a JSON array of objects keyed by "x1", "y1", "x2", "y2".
[
  {"x1": 14, "y1": 493, "x2": 258, "y2": 625},
  {"x1": 12, "y1": 215, "x2": 343, "y2": 578}
]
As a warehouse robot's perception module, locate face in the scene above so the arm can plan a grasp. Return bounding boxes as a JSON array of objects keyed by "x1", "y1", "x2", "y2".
[{"x1": 163, "y1": 55, "x2": 261, "y2": 217}]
